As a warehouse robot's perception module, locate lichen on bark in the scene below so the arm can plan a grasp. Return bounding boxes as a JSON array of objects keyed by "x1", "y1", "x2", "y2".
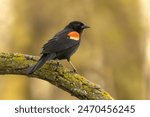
[{"x1": 0, "y1": 52, "x2": 113, "y2": 100}]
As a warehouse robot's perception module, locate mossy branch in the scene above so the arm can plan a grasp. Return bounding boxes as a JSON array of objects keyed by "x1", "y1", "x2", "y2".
[{"x1": 0, "y1": 52, "x2": 113, "y2": 100}]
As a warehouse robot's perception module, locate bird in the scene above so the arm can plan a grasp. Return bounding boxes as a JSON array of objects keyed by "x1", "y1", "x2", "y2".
[{"x1": 27, "y1": 21, "x2": 90, "y2": 74}]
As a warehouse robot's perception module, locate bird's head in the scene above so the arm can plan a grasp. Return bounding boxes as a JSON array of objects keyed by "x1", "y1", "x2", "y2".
[{"x1": 66, "y1": 21, "x2": 90, "y2": 33}]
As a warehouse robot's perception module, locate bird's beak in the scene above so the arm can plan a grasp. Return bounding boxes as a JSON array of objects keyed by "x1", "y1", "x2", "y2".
[{"x1": 82, "y1": 25, "x2": 90, "y2": 29}]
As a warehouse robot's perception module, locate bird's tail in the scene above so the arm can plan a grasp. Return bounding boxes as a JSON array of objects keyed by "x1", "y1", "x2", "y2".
[{"x1": 27, "y1": 53, "x2": 56, "y2": 74}]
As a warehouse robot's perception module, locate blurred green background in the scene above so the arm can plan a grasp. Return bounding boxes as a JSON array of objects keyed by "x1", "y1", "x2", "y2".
[{"x1": 0, "y1": 0, "x2": 150, "y2": 100}]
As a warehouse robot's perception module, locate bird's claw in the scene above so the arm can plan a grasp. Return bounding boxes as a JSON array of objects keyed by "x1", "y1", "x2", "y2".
[{"x1": 73, "y1": 69, "x2": 78, "y2": 74}]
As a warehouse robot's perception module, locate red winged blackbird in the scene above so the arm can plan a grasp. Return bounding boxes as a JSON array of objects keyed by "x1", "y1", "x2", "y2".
[{"x1": 27, "y1": 21, "x2": 89, "y2": 74}]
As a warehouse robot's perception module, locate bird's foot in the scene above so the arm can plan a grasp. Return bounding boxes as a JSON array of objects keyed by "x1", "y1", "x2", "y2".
[{"x1": 73, "y1": 69, "x2": 78, "y2": 74}]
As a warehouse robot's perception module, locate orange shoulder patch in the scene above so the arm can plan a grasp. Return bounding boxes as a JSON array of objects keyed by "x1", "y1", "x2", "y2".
[{"x1": 67, "y1": 31, "x2": 80, "y2": 40}]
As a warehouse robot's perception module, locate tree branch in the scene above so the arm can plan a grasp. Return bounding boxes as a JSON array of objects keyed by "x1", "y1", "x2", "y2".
[{"x1": 0, "y1": 52, "x2": 113, "y2": 100}]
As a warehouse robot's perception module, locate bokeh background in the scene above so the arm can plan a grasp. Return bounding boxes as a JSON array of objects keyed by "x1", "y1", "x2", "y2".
[{"x1": 0, "y1": 0, "x2": 150, "y2": 100}]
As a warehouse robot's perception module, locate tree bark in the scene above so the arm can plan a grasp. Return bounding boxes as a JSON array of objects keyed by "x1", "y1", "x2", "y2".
[{"x1": 0, "y1": 52, "x2": 113, "y2": 100}]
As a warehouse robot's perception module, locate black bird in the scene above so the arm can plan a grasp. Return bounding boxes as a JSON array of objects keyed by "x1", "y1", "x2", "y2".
[{"x1": 27, "y1": 21, "x2": 89, "y2": 74}]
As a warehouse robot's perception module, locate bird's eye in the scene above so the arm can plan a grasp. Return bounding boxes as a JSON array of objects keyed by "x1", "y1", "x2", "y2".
[
  {"x1": 78, "y1": 24, "x2": 83, "y2": 28},
  {"x1": 76, "y1": 24, "x2": 81, "y2": 27}
]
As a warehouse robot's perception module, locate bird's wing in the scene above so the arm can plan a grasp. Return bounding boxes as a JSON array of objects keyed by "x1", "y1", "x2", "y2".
[{"x1": 41, "y1": 30, "x2": 79, "y2": 54}]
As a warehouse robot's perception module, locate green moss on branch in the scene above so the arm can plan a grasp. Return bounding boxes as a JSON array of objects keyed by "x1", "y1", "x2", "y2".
[{"x1": 0, "y1": 52, "x2": 113, "y2": 100}]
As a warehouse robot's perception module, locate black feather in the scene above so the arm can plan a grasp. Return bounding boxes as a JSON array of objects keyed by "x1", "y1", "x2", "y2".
[{"x1": 27, "y1": 53, "x2": 56, "y2": 74}]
